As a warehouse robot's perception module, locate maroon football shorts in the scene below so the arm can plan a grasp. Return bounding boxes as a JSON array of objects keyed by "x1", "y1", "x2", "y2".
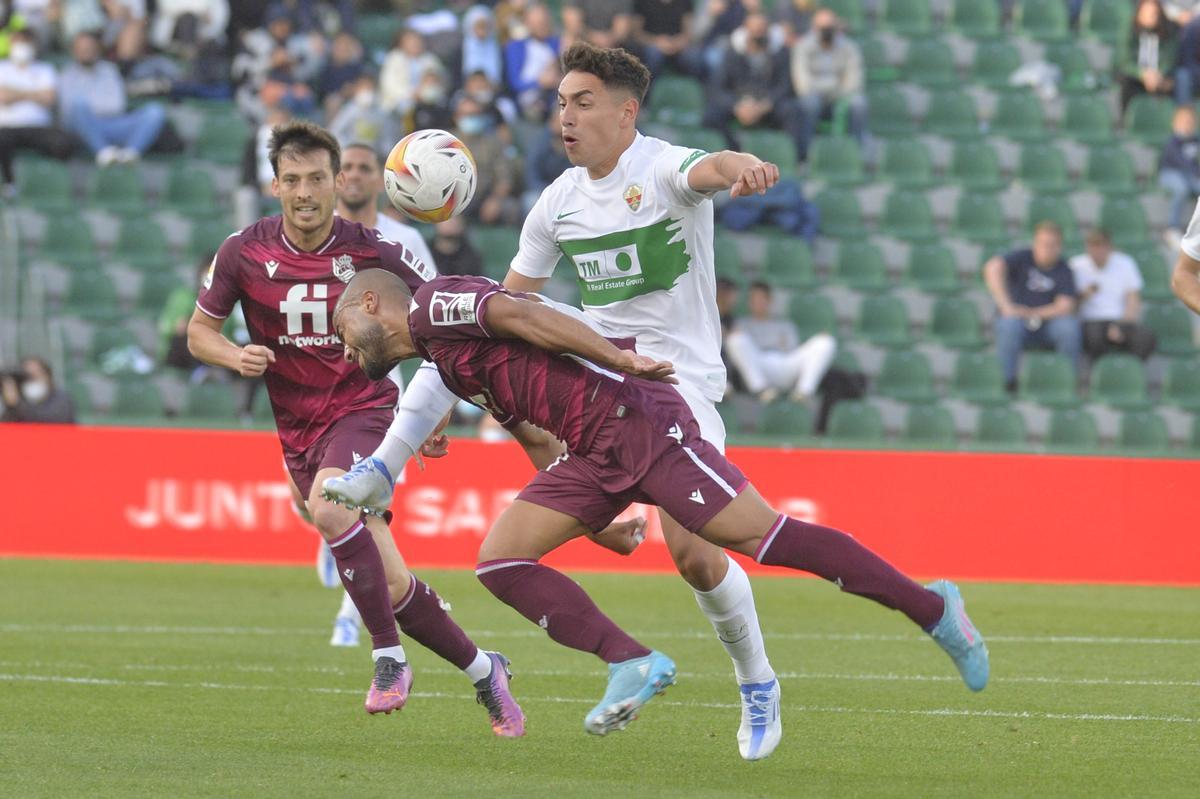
[
  {"x1": 283, "y1": 406, "x2": 393, "y2": 499},
  {"x1": 516, "y1": 380, "x2": 749, "y2": 533}
]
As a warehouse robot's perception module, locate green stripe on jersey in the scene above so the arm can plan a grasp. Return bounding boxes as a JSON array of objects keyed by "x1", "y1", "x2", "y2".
[
  {"x1": 558, "y1": 218, "x2": 690, "y2": 306},
  {"x1": 678, "y1": 150, "x2": 707, "y2": 173}
]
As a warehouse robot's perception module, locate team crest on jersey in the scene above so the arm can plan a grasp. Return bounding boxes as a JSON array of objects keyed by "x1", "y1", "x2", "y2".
[
  {"x1": 332, "y1": 254, "x2": 356, "y2": 283},
  {"x1": 623, "y1": 183, "x2": 643, "y2": 212},
  {"x1": 202, "y1": 258, "x2": 215, "y2": 290},
  {"x1": 429, "y1": 291, "x2": 477, "y2": 326}
]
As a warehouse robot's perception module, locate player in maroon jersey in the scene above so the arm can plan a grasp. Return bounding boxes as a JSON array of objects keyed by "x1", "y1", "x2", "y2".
[
  {"x1": 330, "y1": 268, "x2": 990, "y2": 736},
  {"x1": 186, "y1": 121, "x2": 524, "y2": 735}
]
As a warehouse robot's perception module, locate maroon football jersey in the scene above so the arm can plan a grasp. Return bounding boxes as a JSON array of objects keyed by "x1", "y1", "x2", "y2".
[
  {"x1": 408, "y1": 276, "x2": 628, "y2": 453},
  {"x1": 197, "y1": 216, "x2": 436, "y2": 452}
]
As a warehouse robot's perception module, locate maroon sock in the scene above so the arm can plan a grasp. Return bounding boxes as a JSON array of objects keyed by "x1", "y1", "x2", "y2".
[
  {"x1": 328, "y1": 520, "x2": 401, "y2": 650},
  {"x1": 755, "y1": 515, "x2": 945, "y2": 629},
  {"x1": 392, "y1": 577, "x2": 479, "y2": 670},
  {"x1": 476, "y1": 559, "x2": 651, "y2": 664}
]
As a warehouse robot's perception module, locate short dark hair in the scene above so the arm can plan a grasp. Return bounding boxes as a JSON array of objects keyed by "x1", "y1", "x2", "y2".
[
  {"x1": 561, "y1": 42, "x2": 651, "y2": 104},
  {"x1": 342, "y1": 142, "x2": 382, "y2": 169},
  {"x1": 268, "y1": 120, "x2": 341, "y2": 178},
  {"x1": 1085, "y1": 227, "x2": 1111, "y2": 246},
  {"x1": 749, "y1": 280, "x2": 772, "y2": 295}
]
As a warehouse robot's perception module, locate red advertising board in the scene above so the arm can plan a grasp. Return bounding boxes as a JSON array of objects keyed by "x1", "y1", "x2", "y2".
[{"x1": 1, "y1": 423, "x2": 1196, "y2": 584}]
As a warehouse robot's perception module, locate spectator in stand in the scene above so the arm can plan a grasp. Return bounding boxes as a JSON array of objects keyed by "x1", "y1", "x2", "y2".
[
  {"x1": 149, "y1": 0, "x2": 229, "y2": 55},
  {"x1": 231, "y1": 7, "x2": 320, "y2": 121},
  {"x1": 791, "y1": 8, "x2": 866, "y2": 160},
  {"x1": 100, "y1": 0, "x2": 147, "y2": 64},
  {"x1": 504, "y1": 2, "x2": 561, "y2": 121},
  {"x1": 380, "y1": 28, "x2": 447, "y2": 120},
  {"x1": 460, "y1": 5, "x2": 503, "y2": 88},
  {"x1": 563, "y1": 0, "x2": 633, "y2": 50},
  {"x1": 494, "y1": 0, "x2": 529, "y2": 44},
  {"x1": 1175, "y1": 11, "x2": 1200, "y2": 103},
  {"x1": 1165, "y1": 1, "x2": 1200, "y2": 24},
  {"x1": 702, "y1": 12, "x2": 804, "y2": 159},
  {"x1": 462, "y1": 69, "x2": 518, "y2": 133},
  {"x1": 451, "y1": 93, "x2": 521, "y2": 226},
  {"x1": 1159, "y1": 105, "x2": 1200, "y2": 239},
  {"x1": 159, "y1": 255, "x2": 213, "y2": 374},
  {"x1": 1069, "y1": 229, "x2": 1157, "y2": 360},
  {"x1": 54, "y1": 0, "x2": 107, "y2": 44},
  {"x1": 430, "y1": 215, "x2": 485, "y2": 276},
  {"x1": 13, "y1": 1, "x2": 53, "y2": 44},
  {"x1": 58, "y1": 31, "x2": 164, "y2": 165},
  {"x1": 0, "y1": 28, "x2": 73, "y2": 197},
  {"x1": 984, "y1": 222, "x2": 1082, "y2": 390},
  {"x1": 329, "y1": 73, "x2": 395, "y2": 154},
  {"x1": 632, "y1": 0, "x2": 706, "y2": 79},
  {"x1": 773, "y1": 0, "x2": 815, "y2": 45},
  {"x1": 1118, "y1": 0, "x2": 1180, "y2": 113},
  {"x1": 0, "y1": 357, "x2": 75, "y2": 424},
  {"x1": 724, "y1": 280, "x2": 837, "y2": 404},
  {"x1": 259, "y1": 42, "x2": 316, "y2": 117},
  {"x1": 317, "y1": 30, "x2": 365, "y2": 118},
  {"x1": 522, "y1": 106, "x2": 570, "y2": 212}
]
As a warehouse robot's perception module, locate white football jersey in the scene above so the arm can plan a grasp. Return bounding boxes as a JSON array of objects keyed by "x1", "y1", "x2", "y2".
[{"x1": 511, "y1": 133, "x2": 726, "y2": 401}]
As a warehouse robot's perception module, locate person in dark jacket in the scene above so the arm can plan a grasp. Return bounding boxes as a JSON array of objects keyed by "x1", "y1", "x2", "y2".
[
  {"x1": 1, "y1": 357, "x2": 75, "y2": 424},
  {"x1": 1118, "y1": 0, "x2": 1181, "y2": 113},
  {"x1": 1159, "y1": 105, "x2": 1200, "y2": 234}
]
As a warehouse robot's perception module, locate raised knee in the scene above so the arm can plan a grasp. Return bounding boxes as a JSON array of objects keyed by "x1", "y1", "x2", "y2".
[
  {"x1": 673, "y1": 547, "x2": 728, "y2": 592},
  {"x1": 310, "y1": 500, "x2": 357, "y2": 540}
]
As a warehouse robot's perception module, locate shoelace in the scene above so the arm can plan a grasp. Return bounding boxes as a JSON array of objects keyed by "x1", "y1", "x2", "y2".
[
  {"x1": 373, "y1": 658, "x2": 404, "y2": 690},
  {"x1": 743, "y1": 690, "x2": 776, "y2": 726},
  {"x1": 476, "y1": 674, "x2": 511, "y2": 722}
]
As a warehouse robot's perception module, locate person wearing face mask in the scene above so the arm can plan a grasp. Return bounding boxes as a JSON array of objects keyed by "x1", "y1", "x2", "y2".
[
  {"x1": 430, "y1": 215, "x2": 484, "y2": 277},
  {"x1": 462, "y1": 69, "x2": 518, "y2": 131},
  {"x1": 451, "y1": 94, "x2": 521, "y2": 226},
  {"x1": 0, "y1": 28, "x2": 74, "y2": 196},
  {"x1": 460, "y1": 5, "x2": 503, "y2": 86},
  {"x1": 379, "y1": 28, "x2": 447, "y2": 119},
  {"x1": 328, "y1": 75, "x2": 396, "y2": 156},
  {"x1": 0, "y1": 357, "x2": 75, "y2": 424},
  {"x1": 790, "y1": 8, "x2": 866, "y2": 161},
  {"x1": 317, "y1": 30, "x2": 366, "y2": 119}
]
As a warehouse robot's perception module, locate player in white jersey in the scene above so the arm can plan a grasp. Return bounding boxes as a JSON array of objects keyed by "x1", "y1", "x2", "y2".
[
  {"x1": 324, "y1": 43, "x2": 787, "y2": 760},
  {"x1": 1173, "y1": 200, "x2": 1200, "y2": 314}
]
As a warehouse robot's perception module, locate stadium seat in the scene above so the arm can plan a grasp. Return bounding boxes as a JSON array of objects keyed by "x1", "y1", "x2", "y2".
[
  {"x1": 882, "y1": 0, "x2": 933, "y2": 35},
  {"x1": 808, "y1": 137, "x2": 866, "y2": 187},
  {"x1": 856, "y1": 295, "x2": 912, "y2": 348},
  {"x1": 1045, "y1": 42, "x2": 1094, "y2": 93},
  {"x1": 38, "y1": 214, "x2": 96, "y2": 263},
  {"x1": 974, "y1": 405, "x2": 1027, "y2": 447},
  {"x1": 1125, "y1": 243, "x2": 1173, "y2": 301},
  {"x1": 1161, "y1": 359, "x2": 1200, "y2": 411},
  {"x1": 713, "y1": 236, "x2": 742, "y2": 281},
  {"x1": 195, "y1": 113, "x2": 252, "y2": 166},
  {"x1": 115, "y1": 217, "x2": 171, "y2": 271},
  {"x1": 650, "y1": 75, "x2": 705, "y2": 127},
  {"x1": 822, "y1": 0, "x2": 864, "y2": 31},
  {"x1": 190, "y1": 219, "x2": 234, "y2": 259},
  {"x1": 902, "y1": 404, "x2": 957, "y2": 449},
  {"x1": 740, "y1": 129, "x2": 798, "y2": 175},
  {"x1": 1046, "y1": 408, "x2": 1100, "y2": 452},
  {"x1": 1099, "y1": 197, "x2": 1150, "y2": 249},
  {"x1": 1143, "y1": 304, "x2": 1196, "y2": 356},
  {"x1": 924, "y1": 90, "x2": 981, "y2": 140},
  {"x1": 15, "y1": 158, "x2": 71, "y2": 211},
  {"x1": 1084, "y1": 145, "x2": 1138, "y2": 196},
  {"x1": 879, "y1": 190, "x2": 937, "y2": 242},
  {"x1": 814, "y1": 188, "x2": 867, "y2": 239},
  {"x1": 952, "y1": 352, "x2": 1009, "y2": 405},
  {"x1": 826, "y1": 400, "x2": 886, "y2": 446},
  {"x1": 971, "y1": 40, "x2": 1023, "y2": 90},
  {"x1": 905, "y1": 244, "x2": 960, "y2": 294},
  {"x1": 929, "y1": 296, "x2": 985, "y2": 349},
  {"x1": 1089, "y1": 354, "x2": 1150, "y2": 409},
  {"x1": 758, "y1": 399, "x2": 814, "y2": 437},
  {"x1": 1017, "y1": 143, "x2": 1071, "y2": 194},
  {"x1": 1019, "y1": 352, "x2": 1080, "y2": 407},
  {"x1": 834, "y1": 240, "x2": 890, "y2": 292},
  {"x1": 903, "y1": 39, "x2": 957, "y2": 88},
  {"x1": 113, "y1": 378, "x2": 166, "y2": 418},
  {"x1": 1124, "y1": 95, "x2": 1175, "y2": 145},
  {"x1": 949, "y1": 140, "x2": 1004, "y2": 191},
  {"x1": 185, "y1": 381, "x2": 240, "y2": 419},
  {"x1": 88, "y1": 165, "x2": 146, "y2": 215},
  {"x1": 1062, "y1": 95, "x2": 1116, "y2": 145},
  {"x1": 861, "y1": 35, "x2": 899, "y2": 83},
  {"x1": 67, "y1": 271, "x2": 121, "y2": 320},
  {"x1": 137, "y1": 270, "x2": 182, "y2": 312},
  {"x1": 763, "y1": 237, "x2": 818, "y2": 289},
  {"x1": 1016, "y1": 0, "x2": 1070, "y2": 42},
  {"x1": 357, "y1": 12, "x2": 404, "y2": 56},
  {"x1": 788, "y1": 293, "x2": 838, "y2": 340},
  {"x1": 166, "y1": 165, "x2": 220, "y2": 217},
  {"x1": 955, "y1": 192, "x2": 1010, "y2": 250},
  {"x1": 716, "y1": 400, "x2": 743, "y2": 435},
  {"x1": 866, "y1": 87, "x2": 916, "y2": 138},
  {"x1": 877, "y1": 350, "x2": 937, "y2": 402},
  {"x1": 471, "y1": 226, "x2": 521, "y2": 279},
  {"x1": 677, "y1": 127, "x2": 726, "y2": 154},
  {"x1": 951, "y1": 0, "x2": 1002, "y2": 39},
  {"x1": 1083, "y1": 0, "x2": 1133, "y2": 46},
  {"x1": 89, "y1": 325, "x2": 140, "y2": 365},
  {"x1": 250, "y1": 383, "x2": 274, "y2": 424},
  {"x1": 1117, "y1": 410, "x2": 1170, "y2": 453},
  {"x1": 1026, "y1": 195, "x2": 1079, "y2": 241},
  {"x1": 990, "y1": 91, "x2": 1047, "y2": 141}
]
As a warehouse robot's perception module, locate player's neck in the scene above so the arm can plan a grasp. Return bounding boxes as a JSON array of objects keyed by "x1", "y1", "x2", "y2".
[
  {"x1": 337, "y1": 201, "x2": 377, "y2": 229},
  {"x1": 586, "y1": 130, "x2": 637, "y2": 181},
  {"x1": 282, "y1": 216, "x2": 336, "y2": 252}
]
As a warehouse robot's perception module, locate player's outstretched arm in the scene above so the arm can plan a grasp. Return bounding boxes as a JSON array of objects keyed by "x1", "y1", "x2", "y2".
[
  {"x1": 1172, "y1": 251, "x2": 1200, "y2": 315},
  {"x1": 686, "y1": 151, "x2": 781, "y2": 197},
  {"x1": 186, "y1": 308, "x2": 275, "y2": 377}
]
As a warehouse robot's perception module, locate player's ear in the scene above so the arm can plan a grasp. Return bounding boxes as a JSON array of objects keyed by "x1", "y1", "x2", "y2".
[
  {"x1": 270, "y1": 177, "x2": 280, "y2": 198},
  {"x1": 334, "y1": 170, "x2": 346, "y2": 192},
  {"x1": 361, "y1": 290, "x2": 378, "y2": 314},
  {"x1": 621, "y1": 96, "x2": 639, "y2": 127}
]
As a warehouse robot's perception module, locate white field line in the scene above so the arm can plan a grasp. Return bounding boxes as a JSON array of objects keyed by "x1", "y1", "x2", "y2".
[
  {"x1": 0, "y1": 671, "x2": 1195, "y2": 725},
  {"x1": 3, "y1": 623, "x2": 1199, "y2": 646}
]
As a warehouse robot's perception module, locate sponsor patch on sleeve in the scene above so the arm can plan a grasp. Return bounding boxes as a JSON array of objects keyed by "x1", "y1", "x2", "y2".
[
  {"x1": 429, "y1": 291, "x2": 477, "y2": 326},
  {"x1": 678, "y1": 149, "x2": 707, "y2": 174},
  {"x1": 202, "y1": 258, "x2": 215, "y2": 290}
]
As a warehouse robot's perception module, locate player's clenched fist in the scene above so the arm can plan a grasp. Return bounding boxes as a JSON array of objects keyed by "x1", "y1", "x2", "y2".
[
  {"x1": 730, "y1": 161, "x2": 780, "y2": 198},
  {"x1": 238, "y1": 344, "x2": 276, "y2": 377}
]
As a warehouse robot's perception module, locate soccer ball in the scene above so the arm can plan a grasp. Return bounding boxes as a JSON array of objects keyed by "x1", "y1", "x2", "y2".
[{"x1": 383, "y1": 129, "x2": 477, "y2": 224}]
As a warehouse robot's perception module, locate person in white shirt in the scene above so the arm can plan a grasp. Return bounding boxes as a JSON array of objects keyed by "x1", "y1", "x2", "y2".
[
  {"x1": 0, "y1": 28, "x2": 73, "y2": 192},
  {"x1": 1069, "y1": 228, "x2": 1157, "y2": 359}
]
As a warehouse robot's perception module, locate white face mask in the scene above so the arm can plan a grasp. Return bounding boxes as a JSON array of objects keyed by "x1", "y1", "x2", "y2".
[
  {"x1": 21, "y1": 380, "x2": 48, "y2": 403},
  {"x1": 354, "y1": 89, "x2": 376, "y2": 107},
  {"x1": 9, "y1": 42, "x2": 35, "y2": 65}
]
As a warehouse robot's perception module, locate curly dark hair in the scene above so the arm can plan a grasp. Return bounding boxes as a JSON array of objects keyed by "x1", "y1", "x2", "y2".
[
  {"x1": 561, "y1": 42, "x2": 651, "y2": 104},
  {"x1": 268, "y1": 120, "x2": 341, "y2": 178}
]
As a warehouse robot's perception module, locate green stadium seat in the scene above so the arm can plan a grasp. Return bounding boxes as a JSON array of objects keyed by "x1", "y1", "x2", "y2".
[
  {"x1": 1084, "y1": 145, "x2": 1137, "y2": 196},
  {"x1": 951, "y1": 0, "x2": 1002, "y2": 38},
  {"x1": 677, "y1": 127, "x2": 727, "y2": 154},
  {"x1": 472, "y1": 225, "x2": 521, "y2": 279},
  {"x1": 1017, "y1": 143, "x2": 1071, "y2": 194},
  {"x1": 1046, "y1": 408, "x2": 1100, "y2": 452},
  {"x1": 924, "y1": 90, "x2": 980, "y2": 139},
  {"x1": 856, "y1": 295, "x2": 912, "y2": 348},
  {"x1": 185, "y1": 381, "x2": 240, "y2": 419},
  {"x1": 717, "y1": 400, "x2": 743, "y2": 435},
  {"x1": 975, "y1": 405, "x2": 1027, "y2": 446},
  {"x1": 991, "y1": 92, "x2": 1047, "y2": 141},
  {"x1": 1019, "y1": 352, "x2": 1080, "y2": 407},
  {"x1": 834, "y1": 241, "x2": 890, "y2": 292},
  {"x1": 1027, "y1": 195, "x2": 1079, "y2": 241},
  {"x1": 930, "y1": 296, "x2": 985, "y2": 349},
  {"x1": 879, "y1": 190, "x2": 936, "y2": 242},
  {"x1": 1192, "y1": 415, "x2": 1200, "y2": 452},
  {"x1": 1083, "y1": 0, "x2": 1133, "y2": 45},
  {"x1": 788, "y1": 293, "x2": 838, "y2": 340},
  {"x1": 822, "y1": 0, "x2": 865, "y2": 31},
  {"x1": 90, "y1": 325, "x2": 140, "y2": 364},
  {"x1": 955, "y1": 192, "x2": 1010, "y2": 250},
  {"x1": 15, "y1": 158, "x2": 72, "y2": 211},
  {"x1": 883, "y1": 0, "x2": 933, "y2": 35},
  {"x1": 902, "y1": 404, "x2": 957, "y2": 449},
  {"x1": 877, "y1": 350, "x2": 937, "y2": 403},
  {"x1": 357, "y1": 13, "x2": 404, "y2": 55},
  {"x1": 1144, "y1": 304, "x2": 1196, "y2": 356},
  {"x1": 1089, "y1": 354, "x2": 1150, "y2": 409},
  {"x1": 815, "y1": 188, "x2": 867, "y2": 239},
  {"x1": 1162, "y1": 359, "x2": 1200, "y2": 411},
  {"x1": 827, "y1": 400, "x2": 886, "y2": 446},
  {"x1": 1125, "y1": 243, "x2": 1173, "y2": 301},
  {"x1": 905, "y1": 244, "x2": 960, "y2": 294},
  {"x1": 740, "y1": 129, "x2": 798, "y2": 175},
  {"x1": 195, "y1": 113, "x2": 252, "y2": 166},
  {"x1": 1045, "y1": 42, "x2": 1095, "y2": 93},
  {"x1": 137, "y1": 270, "x2": 183, "y2": 312},
  {"x1": 867, "y1": 87, "x2": 917, "y2": 138},
  {"x1": 251, "y1": 384, "x2": 274, "y2": 424},
  {"x1": 861, "y1": 35, "x2": 899, "y2": 83},
  {"x1": 113, "y1": 378, "x2": 166, "y2": 418},
  {"x1": 115, "y1": 217, "x2": 171, "y2": 271},
  {"x1": 38, "y1": 214, "x2": 96, "y2": 263},
  {"x1": 67, "y1": 271, "x2": 121, "y2": 320},
  {"x1": 1117, "y1": 410, "x2": 1170, "y2": 453},
  {"x1": 1062, "y1": 95, "x2": 1116, "y2": 145},
  {"x1": 808, "y1": 137, "x2": 865, "y2": 187},
  {"x1": 650, "y1": 75, "x2": 705, "y2": 127},
  {"x1": 1016, "y1": 0, "x2": 1070, "y2": 42},
  {"x1": 949, "y1": 140, "x2": 1003, "y2": 191},
  {"x1": 903, "y1": 39, "x2": 957, "y2": 88},
  {"x1": 972, "y1": 40, "x2": 1023, "y2": 90},
  {"x1": 166, "y1": 165, "x2": 220, "y2": 217},
  {"x1": 190, "y1": 219, "x2": 234, "y2": 259},
  {"x1": 1124, "y1": 95, "x2": 1175, "y2": 145},
  {"x1": 953, "y1": 352, "x2": 1010, "y2": 405},
  {"x1": 88, "y1": 165, "x2": 145, "y2": 215},
  {"x1": 758, "y1": 400, "x2": 814, "y2": 437},
  {"x1": 763, "y1": 236, "x2": 818, "y2": 289},
  {"x1": 1099, "y1": 197, "x2": 1150, "y2": 249},
  {"x1": 713, "y1": 235, "x2": 742, "y2": 281}
]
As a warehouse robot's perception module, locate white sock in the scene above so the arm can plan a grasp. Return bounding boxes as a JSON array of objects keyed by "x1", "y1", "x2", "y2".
[
  {"x1": 693, "y1": 556, "x2": 775, "y2": 685},
  {"x1": 462, "y1": 648, "x2": 493, "y2": 683},
  {"x1": 336, "y1": 590, "x2": 361, "y2": 623},
  {"x1": 374, "y1": 363, "x2": 460, "y2": 477},
  {"x1": 374, "y1": 433, "x2": 416, "y2": 480},
  {"x1": 372, "y1": 644, "x2": 406, "y2": 663}
]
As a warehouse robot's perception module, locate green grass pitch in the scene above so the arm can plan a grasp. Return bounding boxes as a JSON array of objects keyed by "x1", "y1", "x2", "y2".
[{"x1": 1, "y1": 559, "x2": 1197, "y2": 797}]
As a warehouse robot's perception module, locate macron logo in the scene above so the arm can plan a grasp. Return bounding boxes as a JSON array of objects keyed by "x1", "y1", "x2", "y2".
[
  {"x1": 689, "y1": 489, "x2": 705, "y2": 505},
  {"x1": 538, "y1": 615, "x2": 549, "y2": 629},
  {"x1": 352, "y1": 451, "x2": 363, "y2": 464},
  {"x1": 343, "y1": 568, "x2": 355, "y2": 582},
  {"x1": 265, "y1": 260, "x2": 279, "y2": 278},
  {"x1": 667, "y1": 424, "x2": 683, "y2": 443}
]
